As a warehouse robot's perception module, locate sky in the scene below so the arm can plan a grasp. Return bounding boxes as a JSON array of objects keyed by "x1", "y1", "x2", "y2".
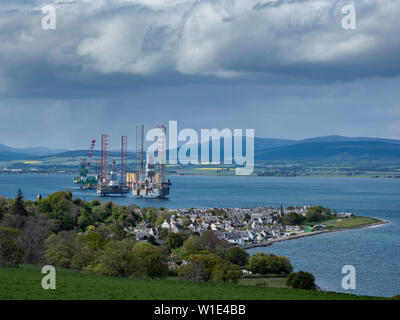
[{"x1": 0, "y1": 0, "x2": 400, "y2": 149}]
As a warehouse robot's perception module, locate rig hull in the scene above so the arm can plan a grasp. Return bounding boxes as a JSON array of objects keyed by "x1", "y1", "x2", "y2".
[
  {"x1": 96, "y1": 185, "x2": 130, "y2": 197},
  {"x1": 132, "y1": 181, "x2": 171, "y2": 199}
]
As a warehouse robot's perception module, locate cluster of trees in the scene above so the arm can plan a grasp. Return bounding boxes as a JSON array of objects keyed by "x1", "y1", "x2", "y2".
[
  {"x1": 170, "y1": 231, "x2": 244, "y2": 283},
  {"x1": 0, "y1": 190, "x2": 147, "y2": 268},
  {"x1": 36, "y1": 191, "x2": 143, "y2": 232},
  {"x1": 45, "y1": 231, "x2": 168, "y2": 278},
  {"x1": 281, "y1": 206, "x2": 334, "y2": 226},
  {"x1": 305, "y1": 206, "x2": 333, "y2": 223},
  {"x1": 246, "y1": 252, "x2": 293, "y2": 275},
  {"x1": 0, "y1": 190, "x2": 53, "y2": 267},
  {"x1": 282, "y1": 212, "x2": 306, "y2": 226},
  {"x1": 0, "y1": 190, "x2": 316, "y2": 291}
]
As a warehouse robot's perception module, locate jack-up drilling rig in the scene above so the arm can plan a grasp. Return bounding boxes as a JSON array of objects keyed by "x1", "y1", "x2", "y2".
[
  {"x1": 132, "y1": 125, "x2": 171, "y2": 199},
  {"x1": 96, "y1": 134, "x2": 130, "y2": 196},
  {"x1": 73, "y1": 139, "x2": 99, "y2": 189}
]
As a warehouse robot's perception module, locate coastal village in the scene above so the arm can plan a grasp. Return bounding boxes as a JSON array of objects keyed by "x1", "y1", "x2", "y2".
[{"x1": 128, "y1": 205, "x2": 355, "y2": 247}]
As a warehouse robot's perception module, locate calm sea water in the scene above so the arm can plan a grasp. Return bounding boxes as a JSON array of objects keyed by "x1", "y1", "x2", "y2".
[{"x1": 0, "y1": 174, "x2": 399, "y2": 297}]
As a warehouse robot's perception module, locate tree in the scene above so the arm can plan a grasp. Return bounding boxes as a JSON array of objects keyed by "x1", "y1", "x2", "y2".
[
  {"x1": 87, "y1": 238, "x2": 136, "y2": 277},
  {"x1": 305, "y1": 210, "x2": 323, "y2": 223},
  {"x1": 47, "y1": 191, "x2": 72, "y2": 204},
  {"x1": 224, "y1": 263, "x2": 243, "y2": 283},
  {"x1": 36, "y1": 198, "x2": 54, "y2": 215},
  {"x1": 130, "y1": 242, "x2": 169, "y2": 278},
  {"x1": 200, "y1": 230, "x2": 219, "y2": 252},
  {"x1": 45, "y1": 231, "x2": 81, "y2": 268},
  {"x1": 246, "y1": 253, "x2": 293, "y2": 275},
  {"x1": 91, "y1": 206, "x2": 108, "y2": 223},
  {"x1": 85, "y1": 230, "x2": 107, "y2": 252},
  {"x1": 182, "y1": 235, "x2": 204, "y2": 253},
  {"x1": 0, "y1": 196, "x2": 8, "y2": 221},
  {"x1": 158, "y1": 228, "x2": 169, "y2": 240},
  {"x1": 178, "y1": 260, "x2": 205, "y2": 282},
  {"x1": 287, "y1": 271, "x2": 316, "y2": 290},
  {"x1": 20, "y1": 213, "x2": 53, "y2": 265},
  {"x1": 171, "y1": 246, "x2": 189, "y2": 264},
  {"x1": 10, "y1": 189, "x2": 28, "y2": 217},
  {"x1": 282, "y1": 212, "x2": 305, "y2": 226},
  {"x1": 155, "y1": 211, "x2": 172, "y2": 226},
  {"x1": 77, "y1": 209, "x2": 93, "y2": 230},
  {"x1": 278, "y1": 256, "x2": 293, "y2": 274},
  {"x1": 0, "y1": 226, "x2": 24, "y2": 267},
  {"x1": 181, "y1": 217, "x2": 192, "y2": 228},
  {"x1": 178, "y1": 252, "x2": 222, "y2": 282},
  {"x1": 148, "y1": 235, "x2": 159, "y2": 246},
  {"x1": 143, "y1": 207, "x2": 158, "y2": 225},
  {"x1": 178, "y1": 252, "x2": 242, "y2": 283},
  {"x1": 305, "y1": 206, "x2": 332, "y2": 223},
  {"x1": 211, "y1": 262, "x2": 242, "y2": 283},
  {"x1": 225, "y1": 247, "x2": 249, "y2": 267},
  {"x1": 200, "y1": 230, "x2": 230, "y2": 254},
  {"x1": 246, "y1": 253, "x2": 268, "y2": 274},
  {"x1": 166, "y1": 232, "x2": 188, "y2": 251}
]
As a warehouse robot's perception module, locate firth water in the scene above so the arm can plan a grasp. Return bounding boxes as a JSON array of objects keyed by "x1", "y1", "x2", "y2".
[{"x1": 0, "y1": 174, "x2": 398, "y2": 297}]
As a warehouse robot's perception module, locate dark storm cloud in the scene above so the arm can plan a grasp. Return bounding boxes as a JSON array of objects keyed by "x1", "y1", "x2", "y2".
[
  {"x1": 0, "y1": 0, "x2": 400, "y2": 148},
  {"x1": 1, "y1": 0, "x2": 399, "y2": 96}
]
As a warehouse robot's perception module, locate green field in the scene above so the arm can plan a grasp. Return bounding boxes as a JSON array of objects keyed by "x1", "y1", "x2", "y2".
[
  {"x1": 0, "y1": 265, "x2": 389, "y2": 300},
  {"x1": 238, "y1": 277, "x2": 288, "y2": 288},
  {"x1": 324, "y1": 216, "x2": 383, "y2": 230}
]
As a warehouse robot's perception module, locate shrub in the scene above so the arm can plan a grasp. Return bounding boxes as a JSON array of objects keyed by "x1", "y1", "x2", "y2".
[
  {"x1": 0, "y1": 226, "x2": 24, "y2": 267},
  {"x1": 130, "y1": 242, "x2": 169, "y2": 278},
  {"x1": 87, "y1": 239, "x2": 136, "y2": 277},
  {"x1": 287, "y1": 271, "x2": 316, "y2": 290},
  {"x1": 282, "y1": 212, "x2": 305, "y2": 226},
  {"x1": 45, "y1": 231, "x2": 82, "y2": 268},
  {"x1": 246, "y1": 253, "x2": 293, "y2": 275},
  {"x1": 182, "y1": 235, "x2": 204, "y2": 253},
  {"x1": 166, "y1": 232, "x2": 188, "y2": 250},
  {"x1": 178, "y1": 252, "x2": 221, "y2": 282},
  {"x1": 225, "y1": 247, "x2": 249, "y2": 267}
]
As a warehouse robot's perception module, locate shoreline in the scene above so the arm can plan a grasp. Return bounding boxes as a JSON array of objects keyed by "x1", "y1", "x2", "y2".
[
  {"x1": 239, "y1": 220, "x2": 389, "y2": 250},
  {"x1": 1, "y1": 172, "x2": 399, "y2": 179}
]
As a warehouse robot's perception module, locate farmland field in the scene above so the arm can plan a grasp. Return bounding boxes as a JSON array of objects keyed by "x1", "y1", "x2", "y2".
[{"x1": 0, "y1": 265, "x2": 389, "y2": 300}]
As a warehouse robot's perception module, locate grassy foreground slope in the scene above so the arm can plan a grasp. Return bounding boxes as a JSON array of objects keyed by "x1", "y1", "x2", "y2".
[{"x1": 0, "y1": 265, "x2": 387, "y2": 300}]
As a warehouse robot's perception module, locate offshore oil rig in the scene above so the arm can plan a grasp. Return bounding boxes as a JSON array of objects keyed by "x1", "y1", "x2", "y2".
[
  {"x1": 96, "y1": 135, "x2": 130, "y2": 197},
  {"x1": 73, "y1": 140, "x2": 99, "y2": 189},
  {"x1": 76, "y1": 125, "x2": 171, "y2": 198},
  {"x1": 131, "y1": 125, "x2": 171, "y2": 199}
]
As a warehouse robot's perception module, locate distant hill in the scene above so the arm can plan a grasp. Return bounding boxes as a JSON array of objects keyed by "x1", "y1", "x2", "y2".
[
  {"x1": 299, "y1": 135, "x2": 400, "y2": 145},
  {"x1": 254, "y1": 137, "x2": 297, "y2": 150},
  {"x1": 255, "y1": 141, "x2": 400, "y2": 161},
  {"x1": 0, "y1": 143, "x2": 67, "y2": 157},
  {"x1": 2, "y1": 136, "x2": 400, "y2": 163},
  {"x1": 0, "y1": 151, "x2": 37, "y2": 162},
  {"x1": 46, "y1": 150, "x2": 136, "y2": 159}
]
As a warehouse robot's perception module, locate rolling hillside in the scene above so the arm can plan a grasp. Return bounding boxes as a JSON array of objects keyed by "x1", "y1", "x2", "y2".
[
  {"x1": 2, "y1": 136, "x2": 400, "y2": 163},
  {"x1": 255, "y1": 141, "x2": 400, "y2": 161},
  {"x1": 0, "y1": 143, "x2": 66, "y2": 157}
]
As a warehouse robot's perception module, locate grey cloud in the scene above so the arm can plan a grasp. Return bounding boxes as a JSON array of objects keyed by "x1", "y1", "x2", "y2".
[
  {"x1": 0, "y1": 0, "x2": 399, "y2": 97},
  {"x1": 0, "y1": 0, "x2": 400, "y2": 148}
]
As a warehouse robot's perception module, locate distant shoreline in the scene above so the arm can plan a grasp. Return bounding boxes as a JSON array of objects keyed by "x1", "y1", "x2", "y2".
[
  {"x1": 1, "y1": 171, "x2": 400, "y2": 179},
  {"x1": 240, "y1": 220, "x2": 389, "y2": 250}
]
